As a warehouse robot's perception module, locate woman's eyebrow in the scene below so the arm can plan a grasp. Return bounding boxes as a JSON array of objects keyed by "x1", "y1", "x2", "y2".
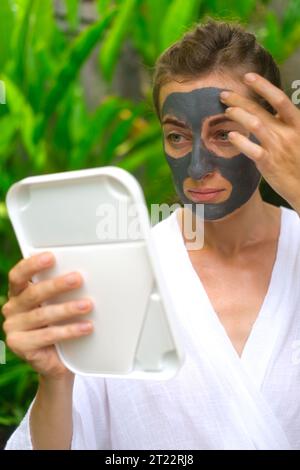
[
  {"x1": 207, "y1": 116, "x2": 234, "y2": 126},
  {"x1": 162, "y1": 117, "x2": 191, "y2": 129}
]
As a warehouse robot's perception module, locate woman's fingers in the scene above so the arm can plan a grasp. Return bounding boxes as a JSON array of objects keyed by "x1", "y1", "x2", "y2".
[
  {"x1": 243, "y1": 73, "x2": 299, "y2": 125},
  {"x1": 227, "y1": 131, "x2": 266, "y2": 163},
  {"x1": 220, "y1": 88, "x2": 275, "y2": 125},
  {"x1": 8, "y1": 252, "x2": 55, "y2": 297},
  {"x1": 6, "y1": 321, "x2": 93, "y2": 355},
  {"x1": 224, "y1": 106, "x2": 272, "y2": 148},
  {"x1": 2, "y1": 254, "x2": 94, "y2": 379},
  {"x1": 5, "y1": 271, "x2": 83, "y2": 315},
  {"x1": 3, "y1": 299, "x2": 93, "y2": 333}
]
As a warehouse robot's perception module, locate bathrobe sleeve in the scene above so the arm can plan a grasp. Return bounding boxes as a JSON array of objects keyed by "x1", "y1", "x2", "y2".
[{"x1": 5, "y1": 375, "x2": 111, "y2": 450}]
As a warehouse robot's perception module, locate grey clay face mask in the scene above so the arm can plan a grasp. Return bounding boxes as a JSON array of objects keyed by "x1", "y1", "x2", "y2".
[{"x1": 161, "y1": 87, "x2": 261, "y2": 220}]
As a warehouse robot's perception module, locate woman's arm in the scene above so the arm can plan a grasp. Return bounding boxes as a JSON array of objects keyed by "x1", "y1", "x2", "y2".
[
  {"x1": 1, "y1": 252, "x2": 93, "y2": 449},
  {"x1": 30, "y1": 374, "x2": 74, "y2": 450}
]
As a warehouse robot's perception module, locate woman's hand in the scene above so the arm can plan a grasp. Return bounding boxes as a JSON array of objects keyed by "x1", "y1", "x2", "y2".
[
  {"x1": 1, "y1": 252, "x2": 93, "y2": 379},
  {"x1": 220, "y1": 72, "x2": 300, "y2": 213}
]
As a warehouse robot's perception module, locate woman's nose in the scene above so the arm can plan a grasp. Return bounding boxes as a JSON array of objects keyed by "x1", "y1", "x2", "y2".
[{"x1": 187, "y1": 142, "x2": 215, "y2": 180}]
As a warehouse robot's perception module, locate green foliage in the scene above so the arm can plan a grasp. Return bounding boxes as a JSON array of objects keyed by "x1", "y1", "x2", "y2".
[
  {"x1": 65, "y1": 0, "x2": 80, "y2": 31},
  {"x1": 99, "y1": 0, "x2": 139, "y2": 81},
  {"x1": 0, "y1": 2, "x2": 14, "y2": 68},
  {"x1": 256, "y1": 0, "x2": 300, "y2": 61},
  {"x1": 159, "y1": 0, "x2": 200, "y2": 52},
  {"x1": 205, "y1": 0, "x2": 257, "y2": 21},
  {"x1": 34, "y1": 7, "x2": 116, "y2": 142},
  {"x1": 0, "y1": 0, "x2": 299, "y2": 441}
]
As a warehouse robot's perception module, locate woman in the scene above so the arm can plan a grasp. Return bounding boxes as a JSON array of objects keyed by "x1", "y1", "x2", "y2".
[{"x1": 3, "y1": 20, "x2": 300, "y2": 450}]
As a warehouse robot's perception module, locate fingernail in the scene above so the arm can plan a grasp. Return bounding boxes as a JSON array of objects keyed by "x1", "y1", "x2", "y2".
[
  {"x1": 39, "y1": 253, "x2": 53, "y2": 266},
  {"x1": 78, "y1": 321, "x2": 93, "y2": 332},
  {"x1": 244, "y1": 73, "x2": 257, "y2": 82},
  {"x1": 65, "y1": 273, "x2": 79, "y2": 286},
  {"x1": 225, "y1": 107, "x2": 232, "y2": 113},
  {"x1": 220, "y1": 91, "x2": 229, "y2": 99},
  {"x1": 76, "y1": 300, "x2": 91, "y2": 311}
]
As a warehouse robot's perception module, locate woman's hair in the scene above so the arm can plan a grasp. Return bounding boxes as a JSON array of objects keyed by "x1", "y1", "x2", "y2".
[{"x1": 152, "y1": 19, "x2": 282, "y2": 118}]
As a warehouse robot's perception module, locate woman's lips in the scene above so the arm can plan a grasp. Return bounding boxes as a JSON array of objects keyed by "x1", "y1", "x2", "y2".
[{"x1": 187, "y1": 188, "x2": 225, "y2": 202}]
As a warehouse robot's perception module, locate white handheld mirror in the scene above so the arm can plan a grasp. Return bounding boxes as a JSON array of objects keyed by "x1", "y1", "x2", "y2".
[{"x1": 6, "y1": 167, "x2": 184, "y2": 380}]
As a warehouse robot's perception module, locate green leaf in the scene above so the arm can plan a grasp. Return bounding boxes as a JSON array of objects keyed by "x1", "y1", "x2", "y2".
[
  {"x1": 67, "y1": 85, "x2": 89, "y2": 144},
  {"x1": 235, "y1": 0, "x2": 257, "y2": 20},
  {"x1": 97, "y1": 0, "x2": 113, "y2": 14},
  {"x1": 0, "y1": 74, "x2": 47, "y2": 169},
  {"x1": 119, "y1": 140, "x2": 163, "y2": 173},
  {"x1": 69, "y1": 96, "x2": 126, "y2": 169},
  {"x1": 101, "y1": 105, "x2": 143, "y2": 164},
  {"x1": 142, "y1": 0, "x2": 170, "y2": 55},
  {"x1": 29, "y1": 0, "x2": 54, "y2": 50},
  {"x1": 281, "y1": 0, "x2": 300, "y2": 59},
  {"x1": 34, "y1": 7, "x2": 116, "y2": 143},
  {"x1": 130, "y1": 9, "x2": 155, "y2": 66},
  {"x1": 0, "y1": 364, "x2": 31, "y2": 388},
  {"x1": 0, "y1": 116, "x2": 18, "y2": 158},
  {"x1": 99, "y1": 0, "x2": 139, "y2": 82},
  {"x1": 0, "y1": 0, "x2": 15, "y2": 69},
  {"x1": 0, "y1": 415, "x2": 18, "y2": 426},
  {"x1": 260, "y1": 11, "x2": 284, "y2": 62},
  {"x1": 282, "y1": 0, "x2": 300, "y2": 35},
  {"x1": 25, "y1": 0, "x2": 55, "y2": 111},
  {"x1": 131, "y1": 0, "x2": 170, "y2": 65},
  {"x1": 65, "y1": 0, "x2": 80, "y2": 31},
  {"x1": 205, "y1": 0, "x2": 257, "y2": 21},
  {"x1": 283, "y1": 23, "x2": 300, "y2": 59},
  {"x1": 8, "y1": 0, "x2": 33, "y2": 86},
  {"x1": 115, "y1": 120, "x2": 161, "y2": 157},
  {"x1": 159, "y1": 0, "x2": 200, "y2": 52}
]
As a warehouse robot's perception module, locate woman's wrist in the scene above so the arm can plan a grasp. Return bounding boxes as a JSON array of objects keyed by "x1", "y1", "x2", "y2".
[
  {"x1": 30, "y1": 371, "x2": 75, "y2": 449},
  {"x1": 38, "y1": 371, "x2": 75, "y2": 395}
]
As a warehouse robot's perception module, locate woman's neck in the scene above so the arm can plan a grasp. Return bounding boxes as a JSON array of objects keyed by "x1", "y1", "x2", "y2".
[{"x1": 182, "y1": 190, "x2": 280, "y2": 257}]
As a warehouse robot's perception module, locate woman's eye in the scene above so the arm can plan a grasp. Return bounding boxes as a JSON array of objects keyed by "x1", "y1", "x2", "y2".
[
  {"x1": 215, "y1": 130, "x2": 230, "y2": 141},
  {"x1": 167, "y1": 133, "x2": 185, "y2": 144}
]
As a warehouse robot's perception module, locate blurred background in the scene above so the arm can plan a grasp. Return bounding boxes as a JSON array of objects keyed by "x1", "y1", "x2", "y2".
[{"x1": 0, "y1": 0, "x2": 300, "y2": 447}]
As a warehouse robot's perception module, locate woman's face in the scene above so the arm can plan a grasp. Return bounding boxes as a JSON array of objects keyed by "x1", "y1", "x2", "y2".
[{"x1": 159, "y1": 73, "x2": 261, "y2": 220}]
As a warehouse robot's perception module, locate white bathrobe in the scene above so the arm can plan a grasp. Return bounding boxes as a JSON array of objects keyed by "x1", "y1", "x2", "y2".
[{"x1": 5, "y1": 205, "x2": 300, "y2": 450}]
